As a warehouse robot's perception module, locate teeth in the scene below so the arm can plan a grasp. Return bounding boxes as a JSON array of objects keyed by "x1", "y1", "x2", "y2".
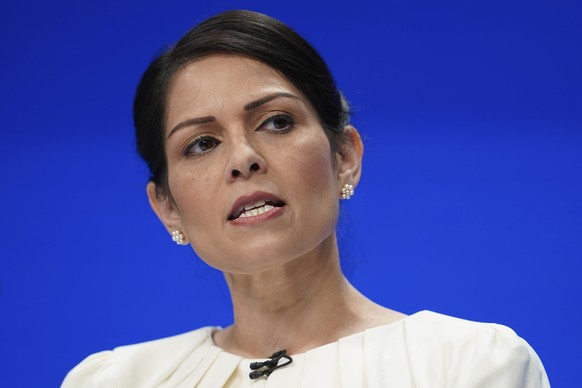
[
  {"x1": 237, "y1": 203, "x2": 275, "y2": 218},
  {"x1": 244, "y1": 200, "x2": 265, "y2": 210}
]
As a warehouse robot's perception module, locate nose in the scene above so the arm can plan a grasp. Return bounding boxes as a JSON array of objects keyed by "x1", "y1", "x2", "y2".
[{"x1": 226, "y1": 136, "x2": 267, "y2": 181}]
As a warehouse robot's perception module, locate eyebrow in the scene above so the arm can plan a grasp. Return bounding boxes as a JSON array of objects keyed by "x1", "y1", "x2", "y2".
[
  {"x1": 167, "y1": 92, "x2": 300, "y2": 139},
  {"x1": 167, "y1": 116, "x2": 216, "y2": 139},
  {"x1": 243, "y1": 92, "x2": 300, "y2": 111}
]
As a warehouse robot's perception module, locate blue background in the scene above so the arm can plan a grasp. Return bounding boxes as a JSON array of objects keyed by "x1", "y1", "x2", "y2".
[{"x1": 1, "y1": 1, "x2": 580, "y2": 386}]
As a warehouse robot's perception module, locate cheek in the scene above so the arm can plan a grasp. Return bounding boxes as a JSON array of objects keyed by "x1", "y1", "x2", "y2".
[
  {"x1": 167, "y1": 163, "x2": 219, "y2": 221},
  {"x1": 292, "y1": 136, "x2": 341, "y2": 250},
  {"x1": 278, "y1": 131, "x2": 340, "y2": 231},
  {"x1": 167, "y1": 167, "x2": 224, "y2": 264},
  {"x1": 288, "y1": 133, "x2": 337, "y2": 191}
]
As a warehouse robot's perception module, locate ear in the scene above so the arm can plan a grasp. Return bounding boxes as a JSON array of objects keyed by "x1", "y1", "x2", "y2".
[
  {"x1": 146, "y1": 182, "x2": 187, "y2": 242},
  {"x1": 336, "y1": 125, "x2": 363, "y2": 189}
]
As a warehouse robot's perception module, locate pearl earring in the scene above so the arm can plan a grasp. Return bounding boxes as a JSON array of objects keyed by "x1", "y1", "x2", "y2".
[
  {"x1": 171, "y1": 230, "x2": 187, "y2": 245},
  {"x1": 340, "y1": 184, "x2": 355, "y2": 200}
]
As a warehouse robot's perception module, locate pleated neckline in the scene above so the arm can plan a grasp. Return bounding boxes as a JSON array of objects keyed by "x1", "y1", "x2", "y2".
[
  {"x1": 207, "y1": 310, "x2": 425, "y2": 361},
  {"x1": 175, "y1": 311, "x2": 428, "y2": 387}
]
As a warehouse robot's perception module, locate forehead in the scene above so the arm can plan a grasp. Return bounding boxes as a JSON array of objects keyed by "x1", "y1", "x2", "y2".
[{"x1": 165, "y1": 55, "x2": 302, "y2": 123}]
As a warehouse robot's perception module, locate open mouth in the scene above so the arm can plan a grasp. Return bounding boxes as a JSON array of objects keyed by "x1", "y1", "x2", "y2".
[{"x1": 228, "y1": 199, "x2": 285, "y2": 221}]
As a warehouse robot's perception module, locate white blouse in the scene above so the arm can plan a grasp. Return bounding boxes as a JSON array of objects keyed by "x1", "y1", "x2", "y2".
[{"x1": 62, "y1": 311, "x2": 550, "y2": 387}]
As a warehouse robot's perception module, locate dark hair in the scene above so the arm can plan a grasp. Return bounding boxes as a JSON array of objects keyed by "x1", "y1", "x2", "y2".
[{"x1": 134, "y1": 10, "x2": 350, "y2": 197}]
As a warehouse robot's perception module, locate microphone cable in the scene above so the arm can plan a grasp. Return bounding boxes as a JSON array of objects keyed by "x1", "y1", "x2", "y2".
[{"x1": 249, "y1": 349, "x2": 293, "y2": 379}]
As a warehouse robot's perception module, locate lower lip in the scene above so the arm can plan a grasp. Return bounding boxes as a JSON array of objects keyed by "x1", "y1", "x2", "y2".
[{"x1": 228, "y1": 206, "x2": 285, "y2": 226}]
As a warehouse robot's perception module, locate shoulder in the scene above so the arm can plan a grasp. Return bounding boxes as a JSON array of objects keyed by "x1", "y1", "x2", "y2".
[
  {"x1": 403, "y1": 310, "x2": 519, "y2": 345},
  {"x1": 399, "y1": 311, "x2": 550, "y2": 387},
  {"x1": 62, "y1": 327, "x2": 216, "y2": 388}
]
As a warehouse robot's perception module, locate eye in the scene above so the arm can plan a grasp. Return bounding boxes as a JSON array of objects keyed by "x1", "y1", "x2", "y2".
[
  {"x1": 258, "y1": 113, "x2": 295, "y2": 133},
  {"x1": 183, "y1": 135, "x2": 221, "y2": 157}
]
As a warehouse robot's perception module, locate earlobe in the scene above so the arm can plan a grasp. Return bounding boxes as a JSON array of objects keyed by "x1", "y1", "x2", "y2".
[
  {"x1": 337, "y1": 125, "x2": 364, "y2": 189},
  {"x1": 146, "y1": 182, "x2": 184, "y2": 234}
]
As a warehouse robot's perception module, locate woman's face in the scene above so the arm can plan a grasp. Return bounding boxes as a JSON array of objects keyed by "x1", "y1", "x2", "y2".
[{"x1": 150, "y1": 54, "x2": 360, "y2": 274}]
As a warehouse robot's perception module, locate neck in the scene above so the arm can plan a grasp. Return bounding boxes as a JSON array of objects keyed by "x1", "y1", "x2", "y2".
[{"x1": 213, "y1": 234, "x2": 402, "y2": 358}]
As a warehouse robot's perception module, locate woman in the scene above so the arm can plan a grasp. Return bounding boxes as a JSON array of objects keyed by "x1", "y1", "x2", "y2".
[{"x1": 63, "y1": 10, "x2": 549, "y2": 387}]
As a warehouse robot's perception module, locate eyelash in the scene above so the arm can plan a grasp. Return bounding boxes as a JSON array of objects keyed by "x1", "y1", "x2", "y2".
[
  {"x1": 181, "y1": 135, "x2": 221, "y2": 158},
  {"x1": 258, "y1": 112, "x2": 296, "y2": 133},
  {"x1": 181, "y1": 113, "x2": 296, "y2": 158}
]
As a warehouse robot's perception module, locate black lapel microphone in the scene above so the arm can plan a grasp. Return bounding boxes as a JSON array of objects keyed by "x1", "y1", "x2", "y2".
[{"x1": 249, "y1": 349, "x2": 293, "y2": 379}]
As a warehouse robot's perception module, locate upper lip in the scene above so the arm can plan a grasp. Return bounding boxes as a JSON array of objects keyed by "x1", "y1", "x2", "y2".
[{"x1": 228, "y1": 191, "x2": 285, "y2": 221}]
